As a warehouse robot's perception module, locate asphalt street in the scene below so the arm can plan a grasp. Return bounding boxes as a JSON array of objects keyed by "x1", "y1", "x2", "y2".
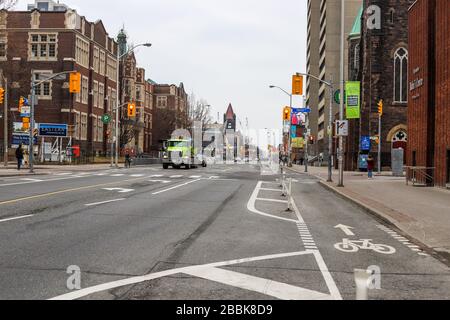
[{"x1": 0, "y1": 163, "x2": 449, "y2": 300}]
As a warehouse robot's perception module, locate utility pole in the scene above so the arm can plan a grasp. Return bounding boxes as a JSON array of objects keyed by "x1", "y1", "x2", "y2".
[
  {"x1": 303, "y1": 95, "x2": 308, "y2": 173},
  {"x1": 2, "y1": 75, "x2": 8, "y2": 167},
  {"x1": 338, "y1": 0, "x2": 345, "y2": 187},
  {"x1": 29, "y1": 80, "x2": 36, "y2": 173},
  {"x1": 328, "y1": 78, "x2": 334, "y2": 182}
]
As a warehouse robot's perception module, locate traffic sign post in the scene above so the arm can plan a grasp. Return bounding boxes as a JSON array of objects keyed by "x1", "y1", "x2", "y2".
[
  {"x1": 102, "y1": 114, "x2": 112, "y2": 124},
  {"x1": 336, "y1": 120, "x2": 349, "y2": 137}
]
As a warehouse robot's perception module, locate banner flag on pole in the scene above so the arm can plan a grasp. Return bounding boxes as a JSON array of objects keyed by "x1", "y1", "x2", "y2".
[{"x1": 345, "y1": 81, "x2": 361, "y2": 119}]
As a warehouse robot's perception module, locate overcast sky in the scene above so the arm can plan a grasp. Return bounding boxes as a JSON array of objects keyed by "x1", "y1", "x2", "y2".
[{"x1": 17, "y1": 0, "x2": 307, "y2": 137}]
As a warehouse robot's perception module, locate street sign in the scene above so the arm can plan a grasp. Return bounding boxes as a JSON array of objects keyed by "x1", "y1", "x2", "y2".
[
  {"x1": 299, "y1": 108, "x2": 311, "y2": 113},
  {"x1": 38, "y1": 123, "x2": 68, "y2": 137},
  {"x1": 334, "y1": 90, "x2": 347, "y2": 105},
  {"x1": 336, "y1": 120, "x2": 349, "y2": 137},
  {"x1": 20, "y1": 106, "x2": 31, "y2": 117},
  {"x1": 360, "y1": 136, "x2": 371, "y2": 151},
  {"x1": 12, "y1": 134, "x2": 37, "y2": 146},
  {"x1": 101, "y1": 114, "x2": 112, "y2": 124}
]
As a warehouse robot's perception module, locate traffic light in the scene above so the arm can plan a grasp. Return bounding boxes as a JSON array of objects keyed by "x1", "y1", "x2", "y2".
[
  {"x1": 378, "y1": 99, "x2": 384, "y2": 116},
  {"x1": 309, "y1": 135, "x2": 315, "y2": 145},
  {"x1": 0, "y1": 88, "x2": 4, "y2": 104},
  {"x1": 283, "y1": 107, "x2": 291, "y2": 121},
  {"x1": 69, "y1": 72, "x2": 81, "y2": 93},
  {"x1": 292, "y1": 74, "x2": 304, "y2": 96},
  {"x1": 127, "y1": 102, "x2": 136, "y2": 118},
  {"x1": 22, "y1": 117, "x2": 30, "y2": 130}
]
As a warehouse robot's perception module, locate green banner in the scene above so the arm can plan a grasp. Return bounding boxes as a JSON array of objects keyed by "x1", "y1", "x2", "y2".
[{"x1": 345, "y1": 81, "x2": 361, "y2": 119}]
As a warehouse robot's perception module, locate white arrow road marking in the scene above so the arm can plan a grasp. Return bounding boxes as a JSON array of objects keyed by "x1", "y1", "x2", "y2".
[
  {"x1": 102, "y1": 188, "x2": 134, "y2": 193},
  {"x1": 85, "y1": 199, "x2": 126, "y2": 207},
  {"x1": 50, "y1": 250, "x2": 341, "y2": 301},
  {"x1": 334, "y1": 224, "x2": 355, "y2": 236},
  {"x1": 0, "y1": 215, "x2": 34, "y2": 224}
]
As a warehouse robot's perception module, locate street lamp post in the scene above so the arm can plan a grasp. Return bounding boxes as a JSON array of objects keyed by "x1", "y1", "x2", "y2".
[
  {"x1": 338, "y1": 0, "x2": 345, "y2": 187},
  {"x1": 294, "y1": 72, "x2": 334, "y2": 182},
  {"x1": 269, "y1": 85, "x2": 292, "y2": 167},
  {"x1": 114, "y1": 43, "x2": 152, "y2": 168}
]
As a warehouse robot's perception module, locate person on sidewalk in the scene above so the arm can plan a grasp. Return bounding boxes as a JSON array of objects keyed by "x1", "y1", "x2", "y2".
[
  {"x1": 367, "y1": 155, "x2": 375, "y2": 179},
  {"x1": 125, "y1": 152, "x2": 132, "y2": 169},
  {"x1": 15, "y1": 143, "x2": 24, "y2": 171}
]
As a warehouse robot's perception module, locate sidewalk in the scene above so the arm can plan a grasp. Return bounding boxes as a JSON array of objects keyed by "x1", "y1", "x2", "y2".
[
  {"x1": 0, "y1": 163, "x2": 119, "y2": 177},
  {"x1": 290, "y1": 165, "x2": 450, "y2": 262}
]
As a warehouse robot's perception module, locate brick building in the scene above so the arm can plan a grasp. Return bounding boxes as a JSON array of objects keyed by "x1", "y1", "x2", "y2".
[
  {"x1": 117, "y1": 28, "x2": 153, "y2": 155},
  {"x1": 151, "y1": 82, "x2": 188, "y2": 151},
  {"x1": 0, "y1": 8, "x2": 118, "y2": 160},
  {"x1": 408, "y1": 0, "x2": 450, "y2": 188},
  {"x1": 345, "y1": 0, "x2": 414, "y2": 171}
]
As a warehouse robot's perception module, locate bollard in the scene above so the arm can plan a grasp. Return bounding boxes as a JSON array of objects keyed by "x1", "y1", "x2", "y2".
[
  {"x1": 354, "y1": 269, "x2": 371, "y2": 300},
  {"x1": 286, "y1": 178, "x2": 293, "y2": 212}
]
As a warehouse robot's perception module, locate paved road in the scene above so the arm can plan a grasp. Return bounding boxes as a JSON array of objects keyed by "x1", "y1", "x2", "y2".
[{"x1": 0, "y1": 163, "x2": 449, "y2": 300}]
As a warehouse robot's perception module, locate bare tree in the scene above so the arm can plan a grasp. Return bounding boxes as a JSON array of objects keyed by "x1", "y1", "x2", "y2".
[
  {"x1": 188, "y1": 92, "x2": 212, "y2": 132},
  {"x1": 0, "y1": 0, "x2": 18, "y2": 9}
]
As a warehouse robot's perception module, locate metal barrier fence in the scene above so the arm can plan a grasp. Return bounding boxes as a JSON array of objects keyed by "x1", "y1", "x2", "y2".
[{"x1": 405, "y1": 166, "x2": 435, "y2": 187}]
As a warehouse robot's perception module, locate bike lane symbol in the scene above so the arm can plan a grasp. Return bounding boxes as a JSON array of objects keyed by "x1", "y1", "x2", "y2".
[{"x1": 334, "y1": 239, "x2": 396, "y2": 255}]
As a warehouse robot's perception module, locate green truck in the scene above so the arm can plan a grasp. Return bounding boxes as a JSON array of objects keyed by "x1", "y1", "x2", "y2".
[{"x1": 162, "y1": 138, "x2": 207, "y2": 169}]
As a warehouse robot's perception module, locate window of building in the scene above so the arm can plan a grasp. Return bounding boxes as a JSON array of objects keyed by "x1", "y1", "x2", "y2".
[
  {"x1": 29, "y1": 33, "x2": 57, "y2": 61},
  {"x1": 97, "y1": 118, "x2": 103, "y2": 143},
  {"x1": 394, "y1": 47, "x2": 408, "y2": 103},
  {"x1": 99, "y1": 50, "x2": 106, "y2": 76},
  {"x1": 75, "y1": 36, "x2": 90, "y2": 68},
  {"x1": 32, "y1": 71, "x2": 52, "y2": 99},
  {"x1": 106, "y1": 55, "x2": 117, "y2": 79},
  {"x1": 75, "y1": 112, "x2": 81, "y2": 139},
  {"x1": 0, "y1": 33, "x2": 7, "y2": 60},
  {"x1": 80, "y1": 113, "x2": 88, "y2": 140},
  {"x1": 156, "y1": 96, "x2": 167, "y2": 108},
  {"x1": 388, "y1": 9, "x2": 395, "y2": 24},
  {"x1": 93, "y1": 81, "x2": 99, "y2": 107},
  {"x1": 81, "y1": 76, "x2": 89, "y2": 104},
  {"x1": 354, "y1": 43, "x2": 360, "y2": 70},
  {"x1": 92, "y1": 115, "x2": 97, "y2": 142},
  {"x1": 99, "y1": 83, "x2": 105, "y2": 109},
  {"x1": 93, "y1": 46, "x2": 100, "y2": 73},
  {"x1": 111, "y1": 89, "x2": 117, "y2": 112}
]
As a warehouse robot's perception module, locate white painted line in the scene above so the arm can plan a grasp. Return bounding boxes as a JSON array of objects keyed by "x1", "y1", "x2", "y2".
[
  {"x1": 256, "y1": 198, "x2": 288, "y2": 204},
  {"x1": 152, "y1": 179, "x2": 202, "y2": 195},
  {"x1": 95, "y1": 173, "x2": 107, "y2": 176},
  {"x1": 150, "y1": 175, "x2": 164, "y2": 178},
  {"x1": 148, "y1": 180, "x2": 171, "y2": 184},
  {"x1": 85, "y1": 199, "x2": 126, "y2": 207},
  {"x1": 110, "y1": 174, "x2": 125, "y2": 177},
  {"x1": 189, "y1": 176, "x2": 202, "y2": 179},
  {"x1": 21, "y1": 178, "x2": 44, "y2": 182},
  {"x1": 259, "y1": 188, "x2": 283, "y2": 192},
  {"x1": 185, "y1": 267, "x2": 332, "y2": 301},
  {"x1": 0, "y1": 215, "x2": 34, "y2": 224},
  {"x1": 170, "y1": 175, "x2": 183, "y2": 179},
  {"x1": 102, "y1": 188, "x2": 134, "y2": 193},
  {"x1": 50, "y1": 250, "x2": 336, "y2": 301},
  {"x1": 130, "y1": 174, "x2": 145, "y2": 177},
  {"x1": 311, "y1": 251, "x2": 342, "y2": 300},
  {"x1": 55, "y1": 173, "x2": 73, "y2": 176}
]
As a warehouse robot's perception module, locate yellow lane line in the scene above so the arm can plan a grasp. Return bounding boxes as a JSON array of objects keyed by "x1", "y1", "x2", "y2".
[{"x1": 0, "y1": 177, "x2": 150, "y2": 206}]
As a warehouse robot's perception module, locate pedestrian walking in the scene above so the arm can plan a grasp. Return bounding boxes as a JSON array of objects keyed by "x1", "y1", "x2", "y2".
[
  {"x1": 125, "y1": 152, "x2": 131, "y2": 168},
  {"x1": 16, "y1": 143, "x2": 24, "y2": 171},
  {"x1": 367, "y1": 155, "x2": 375, "y2": 179}
]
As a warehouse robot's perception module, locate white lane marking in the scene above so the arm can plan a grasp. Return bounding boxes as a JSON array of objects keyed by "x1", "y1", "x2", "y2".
[
  {"x1": 256, "y1": 198, "x2": 288, "y2": 204},
  {"x1": 110, "y1": 174, "x2": 125, "y2": 177},
  {"x1": 95, "y1": 173, "x2": 107, "y2": 176},
  {"x1": 55, "y1": 173, "x2": 73, "y2": 176},
  {"x1": 152, "y1": 179, "x2": 202, "y2": 195},
  {"x1": 130, "y1": 174, "x2": 145, "y2": 177},
  {"x1": 85, "y1": 199, "x2": 126, "y2": 207},
  {"x1": 189, "y1": 176, "x2": 202, "y2": 179},
  {"x1": 185, "y1": 267, "x2": 331, "y2": 301},
  {"x1": 21, "y1": 178, "x2": 44, "y2": 182},
  {"x1": 102, "y1": 188, "x2": 134, "y2": 193},
  {"x1": 259, "y1": 188, "x2": 283, "y2": 192},
  {"x1": 150, "y1": 175, "x2": 164, "y2": 178},
  {"x1": 50, "y1": 250, "x2": 340, "y2": 301},
  {"x1": 247, "y1": 182, "x2": 298, "y2": 223},
  {"x1": 148, "y1": 180, "x2": 171, "y2": 184},
  {"x1": 0, "y1": 215, "x2": 34, "y2": 224},
  {"x1": 170, "y1": 175, "x2": 183, "y2": 179}
]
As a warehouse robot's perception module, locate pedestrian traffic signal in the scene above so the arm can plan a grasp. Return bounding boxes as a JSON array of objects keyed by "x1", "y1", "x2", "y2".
[
  {"x1": 69, "y1": 72, "x2": 81, "y2": 93},
  {"x1": 0, "y1": 88, "x2": 4, "y2": 104},
  {"x1": 378, "y1": 99, "x2": 383, "y2": 116},
  {"x1": 127, "y1": 103, "x2": 136, "y2": 118},
  {"x1": 283, "y1": 107, "x2": 291, "y2": 121},
  {"x1": 292, "y1": 74, "x2": 304, "y2": 96},
  {"x1": 19, "y1": 96, "x2": 25, "y2": 109}
]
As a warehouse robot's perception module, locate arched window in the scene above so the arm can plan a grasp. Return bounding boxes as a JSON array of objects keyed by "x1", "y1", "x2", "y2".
[
  {"x1": 354, "y1": 43, "x2": 360, "y2": 70},
  {"x1": 394, "y1": 47, "x2": 408, "y2": 103}
]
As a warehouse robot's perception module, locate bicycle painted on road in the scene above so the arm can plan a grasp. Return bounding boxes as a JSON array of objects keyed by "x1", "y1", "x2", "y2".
[{"x1": 334, "y1": 239, "x2": 396, "y2": 255}]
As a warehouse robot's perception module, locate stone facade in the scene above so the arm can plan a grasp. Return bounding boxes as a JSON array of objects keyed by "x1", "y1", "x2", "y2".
[{"x1": 347, "y1": 0, "x2": 414, "y2": 170}]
